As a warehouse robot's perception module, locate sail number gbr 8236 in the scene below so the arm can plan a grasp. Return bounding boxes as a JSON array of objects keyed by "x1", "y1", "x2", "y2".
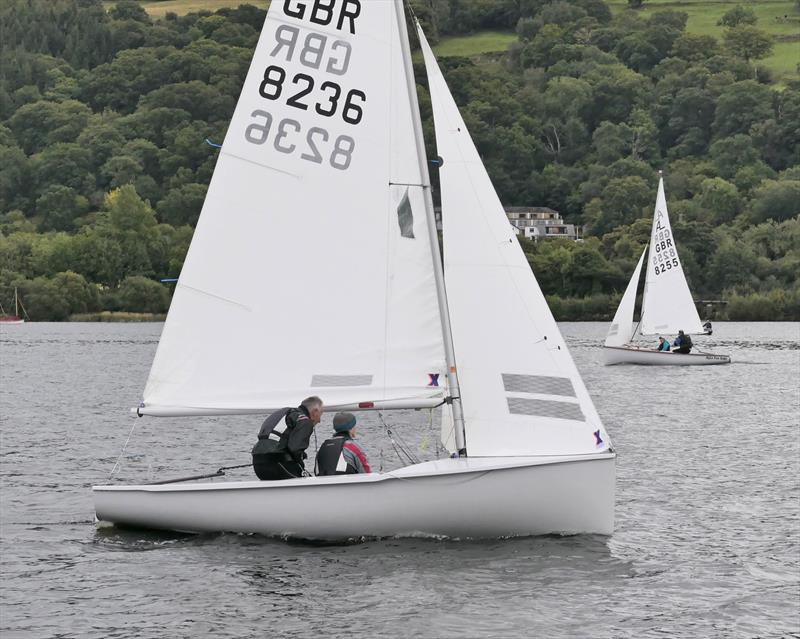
[{"x1": 244, "y1": 0, "x2": 365, "y2": 172}]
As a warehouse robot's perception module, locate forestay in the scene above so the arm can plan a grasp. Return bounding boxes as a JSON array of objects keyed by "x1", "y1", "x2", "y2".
[
  {"x1": 418, "y1": 25, "x2": 610, "y2": 457},
  {"x1": 141, "y1": 1, "x2": 447, "y2": 416},
  {"x1": 640, "y1": 177, "x2": 703, "y2": 336},
  {"x1": 604, "y1": 246, "x2": 647, "y2": 347}
]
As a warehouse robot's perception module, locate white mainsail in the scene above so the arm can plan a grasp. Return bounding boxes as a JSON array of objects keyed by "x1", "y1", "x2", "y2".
[
  {"x1": 604, "y1": 246, "x2": 647, "y2": 347},
  {"x1": 141, "y1": 2, "x2": 447, "y2": 416},
  {"x1": 640, "y1": 177, "x2": 703, "y2": 335},
  {"x1": 417, "y1": 26, "x2": 610, "y2": 457}
]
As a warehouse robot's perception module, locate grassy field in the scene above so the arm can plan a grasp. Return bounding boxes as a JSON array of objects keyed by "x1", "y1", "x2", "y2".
[
  {"x1": 126, "y1": 0, "x2": 268, "y2": 16},
  {"x1": 433, "y1": 31, "x2": 517, "y2": 57},
  {"x1": 608, "y1": 0, "x2": 799, "y2": 82},
  {"x1": 121, "y1": 1, "x2": 798, "y2": 80}
]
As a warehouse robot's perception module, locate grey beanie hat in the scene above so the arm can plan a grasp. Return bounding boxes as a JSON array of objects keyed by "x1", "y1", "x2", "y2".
[{"x1": 333, "y1": 412, "x2": 357, "y2": 432}]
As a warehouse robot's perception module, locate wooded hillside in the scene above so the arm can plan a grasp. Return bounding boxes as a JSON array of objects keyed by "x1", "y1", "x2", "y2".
[{"x1": 1, "y1": 0, "x2": 798, "y2": 320}]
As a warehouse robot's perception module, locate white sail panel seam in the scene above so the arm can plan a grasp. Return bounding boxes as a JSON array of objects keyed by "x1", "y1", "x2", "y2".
[
  {"x1": 176, "y1": 283, "x2": 252, "y2": 311},
  {"x1": 219, "y1": 150, "x2": 300, "y2": 179}
]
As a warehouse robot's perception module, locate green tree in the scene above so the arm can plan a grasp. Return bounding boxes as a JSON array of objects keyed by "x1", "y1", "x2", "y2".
[
  {"x1": 6, "y1": 99, "x2": 92, "y2": 154},
  {"x1": 157, "y1": 183, "x2": 207, "y2": 227},
  {"x1": 114, "y1": 275, "x2": 169, "y2": 313},
  {"x1": 670, "y1": 34, "x2": 719, "y2": 62},
  {"x1": 36, "y1": 186, "x2": 89, "y2": 231},
  {"x1": 717, "y1": 6, "x2": 758, "y2": 28},
  {"x1": 584, "y1": 175, "x2": 652, "y2": 235},
  {"x1": 722, "y1": 26, "x2": 774, "y2": 63},
  {"x1": 30, "y1": 143, "x2": 94, "y2": 198},
  {"x1": 712, "y1": 81, "x2": 774, "y2": 139},
  {"x1": 749, "y1": 180, "x2": 800, "y2": 223},
  {"x1": 698, "y1": 178, "x2": 741, "y2": 223},
  {"x1": 710, "y1": 135, "x2": 761, "y2": 180}
]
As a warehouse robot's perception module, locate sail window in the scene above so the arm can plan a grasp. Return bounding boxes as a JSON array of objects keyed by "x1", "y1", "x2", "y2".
[
  {"x1": 397, "y1": 188, "x2": 414, "y2": 239},
  {"x1": 311, "y1": 374, "x2": 373, "y2": 387},
  {"x1": 506, "y1": 398, "x2": 585, "y2": 421},
  {"x1": 502, "y1": 374, "x2": 576, "y2": 398}
]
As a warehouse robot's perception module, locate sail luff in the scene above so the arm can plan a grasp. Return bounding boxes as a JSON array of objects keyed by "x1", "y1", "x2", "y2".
[
  {"x1": 397, "y1": 7, "x2": 466, "y2": 452},
  {"x1": 604, "y1": 246, "x2": 647, "y2": 347}
]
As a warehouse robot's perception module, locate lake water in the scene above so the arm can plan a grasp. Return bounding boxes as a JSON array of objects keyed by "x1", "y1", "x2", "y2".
[{"x1": 1, "y1": 322, "x2": 798, "y2": 638}]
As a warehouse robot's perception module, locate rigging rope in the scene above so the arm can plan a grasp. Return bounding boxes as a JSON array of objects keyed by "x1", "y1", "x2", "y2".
[
  {"x1": 377, "y1": 411, "x2": 420, "y2": 466},
  {"x1": 107, "y1": 420, "x2": 138, "y2": 481}
]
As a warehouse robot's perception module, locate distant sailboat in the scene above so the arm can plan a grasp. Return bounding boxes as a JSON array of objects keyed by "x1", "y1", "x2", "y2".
[
  {"x1": 0, "y1": 288, "x2": 27, "y2": 324},
  {"x1": 602, "y1": 176, "x2": 730, "y2": 366},
  {"x1": 93, "y1": 1, "x2": 615, "y2": 539}
]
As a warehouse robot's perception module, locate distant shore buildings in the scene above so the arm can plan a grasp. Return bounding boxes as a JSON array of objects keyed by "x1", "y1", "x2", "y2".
[{"x1": 434, "y1": 206, "x2": 580, "y2": 241}]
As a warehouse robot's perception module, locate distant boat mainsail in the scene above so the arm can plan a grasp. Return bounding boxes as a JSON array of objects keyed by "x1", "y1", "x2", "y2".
[
  {"x1": 604, "y1": 246, "x2": 647, "y2": 347},
  {"x1": 418, "y1": 25, "x2": 609, "y2": 457},
  {"x1": 640, "y1": 177, "x2": 703, "y2": 335},
  {"x1": 140, "y1": 3, "x2": 448, "y2": 416}
]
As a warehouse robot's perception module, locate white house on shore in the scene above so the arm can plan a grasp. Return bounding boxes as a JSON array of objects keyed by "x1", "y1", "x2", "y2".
[
  {"x1": 434, "y1": 206, "x2": 580, "y2": 241},
  {"x1": 505, "y1": 207, "x2": 581, "y2": 241}
]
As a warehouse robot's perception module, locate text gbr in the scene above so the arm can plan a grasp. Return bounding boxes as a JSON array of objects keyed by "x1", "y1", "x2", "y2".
[{"x1": 283, "y1": 0, "x2": 361, "y2": 35}]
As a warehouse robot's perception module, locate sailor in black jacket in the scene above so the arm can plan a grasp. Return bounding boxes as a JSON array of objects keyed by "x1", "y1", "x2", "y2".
[{"x1": 251, "y1": 396, "x2": 324, "y2": 480}]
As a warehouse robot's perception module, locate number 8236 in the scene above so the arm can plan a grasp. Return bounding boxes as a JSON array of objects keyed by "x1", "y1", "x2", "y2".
[{"x1": 244, "y1": 109, "x2": 355, "y2": 171}]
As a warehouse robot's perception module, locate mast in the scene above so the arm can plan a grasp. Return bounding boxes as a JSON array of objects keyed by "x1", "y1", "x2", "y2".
[
  {"x1": 14, "y1": 287, "x2": 18, "y2": 317},
  {"x1": 393, "y1": 0, "x2": 467, "y2": 454}
]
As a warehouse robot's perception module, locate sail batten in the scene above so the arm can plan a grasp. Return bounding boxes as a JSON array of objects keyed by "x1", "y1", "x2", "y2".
[{"x1": 417, "y1": 25, "x2": 610, "y2": 457}]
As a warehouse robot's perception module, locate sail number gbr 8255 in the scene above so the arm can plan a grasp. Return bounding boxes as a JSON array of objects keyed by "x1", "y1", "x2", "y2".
[{"x1": 652, "y1": 229, "x2": 679, "y2": 276}]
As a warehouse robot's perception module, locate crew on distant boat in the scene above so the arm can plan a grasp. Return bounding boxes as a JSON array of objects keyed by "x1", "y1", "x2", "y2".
[
  {"x1": 656, "y1": 336, "x2": 670, "y2": 351},
  {"x1": 251, "y1": 396, "x2": 324, "y2": 480},
  {"x1": 673, "y1": 330, "x2": 693, "y2": 354},
  {"x1": 703, "y1": 319, "x2": 713, "y2": 334},
  {"x1": 315, "y1": 412, "x2": 371, "y2": 476}
]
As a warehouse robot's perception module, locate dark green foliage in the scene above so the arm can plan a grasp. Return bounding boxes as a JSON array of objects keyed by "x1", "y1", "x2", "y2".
[
  {"x1": 718, "y1": 5, "x2": 758, "y2": 28},
  {"x1": 111, "y1": 275, "x2": 170, "y2": 314},
  {"x1": 0, "y1": 0, "x2": 796, "y2": 319}
]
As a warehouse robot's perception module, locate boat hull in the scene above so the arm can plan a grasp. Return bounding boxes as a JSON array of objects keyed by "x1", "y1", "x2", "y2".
[
  {"x1": 0, "y1": 318, "x2": 24, "y2": 324},
  {"x1": 93, "y1": 454, "x2": 615, "y2": 539},
  {"x1": 601, "y1": 345, "x2": 731, "y2": 366}
]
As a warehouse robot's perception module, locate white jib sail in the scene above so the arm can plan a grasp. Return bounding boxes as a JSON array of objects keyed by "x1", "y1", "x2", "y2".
[
  {"x1": 640, "y1": 177, "x2": 703, "y2": 336},
  {"x1": 141, "y1": 2, "x2": 447, "y2": 416},
  {"x1": 604, "y1": 246, "x2": 647, "y2": 347},
  {"x1": 417, "y1": 25, "x2": 610, "y2": 457}
]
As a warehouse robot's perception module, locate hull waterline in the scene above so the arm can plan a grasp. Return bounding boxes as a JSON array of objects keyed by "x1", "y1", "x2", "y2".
[
  {"x1": 601, "y1": 345, "x2": 731, "y2": 366},
  {"x1": 94, "y1": 454, "x2": 615, "y2": 539}
]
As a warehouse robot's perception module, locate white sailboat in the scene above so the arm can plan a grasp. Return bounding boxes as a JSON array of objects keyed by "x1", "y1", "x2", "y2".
[
  {"x1": 602, "y1": 176, "x2": 730, "y2": 366},
  {"x1": 93, "y1": 1, "x2": 615, "y2": 539}
]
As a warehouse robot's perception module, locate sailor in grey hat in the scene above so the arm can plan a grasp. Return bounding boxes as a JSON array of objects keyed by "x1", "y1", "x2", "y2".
[{"x1": 315, "y1": 412, "x2": 372, "y2": 475}]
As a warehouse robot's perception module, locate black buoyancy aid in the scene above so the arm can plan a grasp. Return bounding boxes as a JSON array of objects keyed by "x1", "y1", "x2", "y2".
[
  {"x1": 251, "y1": 407, "x2": 294, "y2": 457},
  {"x1": 684, "y1": 333, "x2": 693, "y2": 347},
  {"x1": 315, "y1": 435, "x2": 355, "y2": 476}
]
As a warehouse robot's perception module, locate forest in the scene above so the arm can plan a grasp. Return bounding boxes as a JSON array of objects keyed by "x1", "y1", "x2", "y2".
[{"x1": 0, "y1": 0, "x2": 798, "y2": 320}]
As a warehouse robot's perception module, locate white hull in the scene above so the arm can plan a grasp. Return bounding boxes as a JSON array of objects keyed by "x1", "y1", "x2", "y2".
[
  {"x1": 0, "y1": 319, "x2": 24, "y2": 325},
  {"x1": 602, "y1": 345, "x2": 731, "y2": 366},
  {"x1": 94, "y1": 454, "x2": 615, "y2": 539}
]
